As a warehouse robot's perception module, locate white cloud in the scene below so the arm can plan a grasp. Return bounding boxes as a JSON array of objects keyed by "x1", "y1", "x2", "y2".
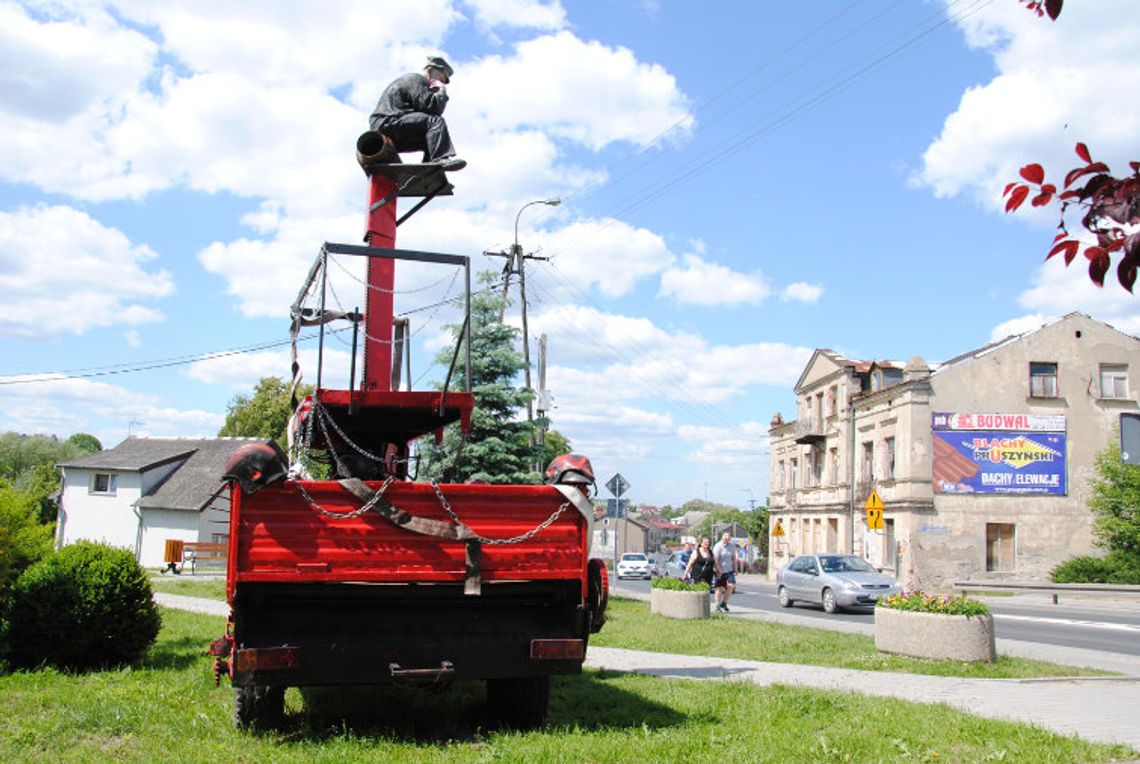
[
  {"x1": 186, "y1": 347, "x2": 355, "y2": 391},
  {"x1": 658, "y1": 253, "x2": 770, "y2": 306},
  {"x1": 458, "y1": 31, "x2": 693, "y2": 151},
  {"x1": 464, "y1": 0, "x2": 566, "y2": 32},
  {"x1": 679, "y1": 421, "x2": 769, "y2": 465},
  {"x1": 124, "y1": 331, "x2": 142, "y2": 348},
  {"x1": 992, "y1": 252, "x2": 1140, "y2": 340},
  {"x1": 0, "y1": 205, "x2": 173, "y2": 339},
  {"x1": 0, "y1": 374, "x2": 222, "y2": 445},
  {"x1": 781, "y1": 281, "x2": 823, "y2": 304},
  {"x1": 914, "y1": 0, "x2": 1140, "y2": 217}
]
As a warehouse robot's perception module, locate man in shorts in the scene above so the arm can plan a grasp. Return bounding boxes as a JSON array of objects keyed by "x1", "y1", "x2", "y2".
[{"x1": 713, "y1": 531, "x2": 737, "y2": 612}]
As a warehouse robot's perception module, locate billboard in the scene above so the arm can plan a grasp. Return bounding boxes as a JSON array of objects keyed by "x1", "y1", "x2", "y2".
[{"x1": 931, "y1": 412, "x2": 1066, "y2": 495}]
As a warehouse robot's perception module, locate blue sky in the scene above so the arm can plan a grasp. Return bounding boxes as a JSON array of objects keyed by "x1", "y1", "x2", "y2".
[{"x1": 2, "y1": 0, "x2": 1139, "y2": 508}]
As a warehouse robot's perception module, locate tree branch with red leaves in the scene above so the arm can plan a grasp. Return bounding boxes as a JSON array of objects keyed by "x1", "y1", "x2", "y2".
[
  {"x1": 1018, "y1": 0, "x2": 1062, "y2": 20},
  {"x1": 1004, "y1": 143, "x2": 1140, "y2": 291}
]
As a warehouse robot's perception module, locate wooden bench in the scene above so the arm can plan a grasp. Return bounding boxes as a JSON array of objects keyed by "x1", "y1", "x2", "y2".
[{"x1": 182, "y1": 542, "x2": 227, "y2": 574}]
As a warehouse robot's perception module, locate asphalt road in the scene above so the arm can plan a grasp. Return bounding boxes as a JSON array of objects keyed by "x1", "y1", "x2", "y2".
[{"x1": 614, "y1": 576, "x2": 1140, "y2": 657}]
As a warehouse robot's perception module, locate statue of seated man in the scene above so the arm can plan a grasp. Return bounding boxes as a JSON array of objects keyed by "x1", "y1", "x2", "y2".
[{"x1": 369, "y1": 56, "x2": 465, "y2": 171}]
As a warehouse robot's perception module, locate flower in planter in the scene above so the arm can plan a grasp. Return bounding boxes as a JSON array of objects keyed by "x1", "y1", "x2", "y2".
[{"x1": 877, "y1": 591, "x2": 990, "y2": 617}]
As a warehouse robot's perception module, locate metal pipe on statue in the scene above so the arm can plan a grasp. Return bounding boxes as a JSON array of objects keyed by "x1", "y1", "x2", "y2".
[{"x1": 363, "y1": 174, "x2": 398, "y2": 391}]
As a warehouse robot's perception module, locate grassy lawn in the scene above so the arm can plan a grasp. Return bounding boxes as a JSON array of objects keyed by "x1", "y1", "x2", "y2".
[
  {"x1": 593, "y1": 597, "x2": 1107, "y2": 678},
  {"x1": 0, "y1": 608, "x2": 1133, "y2": 763},
  {"x1": 148, "y1": 574, "x2": 227, "y2": 601}
]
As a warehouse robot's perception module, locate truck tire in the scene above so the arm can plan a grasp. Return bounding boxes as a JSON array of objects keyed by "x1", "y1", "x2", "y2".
[
  {"x1": 487, "y1": 675, "x2": 549, "y2": 729},
  {"x1": 233, "y1": 684, "x2": 285, "y2": 730}
]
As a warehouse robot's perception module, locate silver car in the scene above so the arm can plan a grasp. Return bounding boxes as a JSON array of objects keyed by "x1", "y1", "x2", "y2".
[{"x1": 776, "y1": 554, "x2": 901, "y2": 614}]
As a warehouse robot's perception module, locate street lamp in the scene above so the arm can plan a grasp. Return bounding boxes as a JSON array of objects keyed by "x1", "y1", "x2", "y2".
[{"x1": 512, "y1": 198, "x2": 560, "y2": 458}]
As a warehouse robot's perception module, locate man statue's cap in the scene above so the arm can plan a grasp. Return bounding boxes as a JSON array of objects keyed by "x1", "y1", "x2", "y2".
[{"x1": 425, "y1": 56, "x2": 454, "y2": 80}]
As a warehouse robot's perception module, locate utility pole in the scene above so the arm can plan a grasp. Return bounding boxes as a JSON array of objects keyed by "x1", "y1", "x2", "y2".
[{"x1": 485, "y1": 198, "x2": 560, "y2": 457}]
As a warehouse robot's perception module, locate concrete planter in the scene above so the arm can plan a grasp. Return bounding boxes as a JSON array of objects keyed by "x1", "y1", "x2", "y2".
[
  {"x1": 650, "y1": 587, "x2": 710, "y2": 619},
  {"x1": 875, "y1": 607, "x2": 996, "y2": 662}
]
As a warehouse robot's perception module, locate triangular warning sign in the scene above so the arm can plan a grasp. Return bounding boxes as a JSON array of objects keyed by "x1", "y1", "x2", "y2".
[{"x1": 864, "y1": 490, "x2": 884, "y2": 511}]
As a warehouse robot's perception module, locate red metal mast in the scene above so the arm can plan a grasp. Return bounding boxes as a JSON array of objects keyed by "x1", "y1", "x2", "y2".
[{"x1": 362, "y1": 174, "x2": 398, "y2": 392}]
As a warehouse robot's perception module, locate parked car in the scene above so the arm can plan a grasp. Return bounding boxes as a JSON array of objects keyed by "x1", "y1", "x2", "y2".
[
  {"x1": 776, "y1": 554, "x2": 901, "y2": 614},
  {"x1": 663, "y1": 551, "x2": 688, "y2": 579},
  {"x1": 616, "y1": 552, "x2": 652, "y2": 580}
]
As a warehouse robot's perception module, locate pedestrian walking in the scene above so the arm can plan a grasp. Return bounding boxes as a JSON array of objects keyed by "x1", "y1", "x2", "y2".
[
  {"x1": 713, "y1": 531, "x2": 737, "y2": 612},
  {"x1": 684, "y1": 536, "x2": 718, "y2": 592}
]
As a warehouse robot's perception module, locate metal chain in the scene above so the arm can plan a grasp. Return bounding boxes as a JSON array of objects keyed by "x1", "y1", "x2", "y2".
[
  {"x1": 295, "y1": 476, "x2": 395, "y2": 519},
  {"x1": 431, "y1": 481, "x2": 571, "y2": 545}
]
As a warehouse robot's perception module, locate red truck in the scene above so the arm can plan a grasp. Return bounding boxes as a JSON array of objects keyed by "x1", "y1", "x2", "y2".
[{"x1": 210, "y1": 157, "x2": 607, "y2": 729}]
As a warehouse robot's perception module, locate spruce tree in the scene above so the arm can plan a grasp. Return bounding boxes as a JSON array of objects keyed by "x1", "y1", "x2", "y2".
[{"x1": 422, "y1": 272, "x2": 538, "y2": 484}]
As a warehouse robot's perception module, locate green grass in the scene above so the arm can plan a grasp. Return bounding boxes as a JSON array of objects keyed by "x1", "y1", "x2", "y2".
[
  {"x1": 148, "y1": 575, "x2": 227, "y2": 601},
  {"x1": 0, "y1": 608, "x2": 1132, "y2": 762},
  {"x1": 593, "y1": 598, "x2": 1107, "y2": 678}
]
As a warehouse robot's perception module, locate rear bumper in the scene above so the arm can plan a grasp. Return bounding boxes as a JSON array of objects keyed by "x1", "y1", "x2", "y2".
[{"x1": 229, "y1": 580, "x2": 589, "y2": 687}]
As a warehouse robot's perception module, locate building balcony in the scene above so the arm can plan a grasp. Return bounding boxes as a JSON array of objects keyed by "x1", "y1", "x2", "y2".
[{"x1": 793, "y1": 418, "x2": 826, "y2": 444}]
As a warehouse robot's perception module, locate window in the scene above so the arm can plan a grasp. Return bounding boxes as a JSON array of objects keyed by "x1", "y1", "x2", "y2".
[
  {"x1": 828, "y1": 447, "x2": 839, "y2": 485},
  {"x1": 884, "y1": 437, "x2": 896, "y2": 480},
  {"x1": 810, "y1": 448, "x2": 824, "y2": 486},
  {"x1": 861, "y1": 441, "x2": 874, "y2": 482},
  {"x1": 1100, "y1": 364, "x2": 1129, "y2": 399},
  {"x1": 91, "y1": 473, "x2": 116, "y2": 495},
  {"x1": 789, "y1": 458, "x2": 798, "y2": 490},
  {"x1": 986, "y1": 523, "x2": 1015, "y2": 572},
  {"x1": 1030, "y1": 362, "x2": 1058, "y2": 397},
  {"x1": 827, "y1": 385, "x2": 838, "y2": 416},
  {"x1": 775, "y1": 460, "x2": 785, "y2": 490}
]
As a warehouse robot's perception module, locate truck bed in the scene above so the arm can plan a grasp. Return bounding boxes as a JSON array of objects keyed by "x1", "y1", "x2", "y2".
[{"x1": 228, "y1": 480, "x2": 591, "y2": 592}]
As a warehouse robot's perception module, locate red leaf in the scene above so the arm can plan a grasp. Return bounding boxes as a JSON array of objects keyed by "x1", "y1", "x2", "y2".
[
  {"x1": 1047, "y1": 239, "x2": 1080, "y2": 265},
  {"x1": 1045, "y1": 0, "x2": 1063, "y2": 20},
  {"x1": 1118, "y1": 261, "x2": 1137, "y2": 293},
  {"x1": 1052, "y1": 231, "x2": 1067, "y2": 243},
  {"x1": 1019, "y1": 164, "x2": 1045, "y2": 184},
  {"x1": 1089, "y1": 250, "x2": 1110, "y2": 287},
  {"x1": 1086, "y1": 161, "x2": 1109, "y2": 174},
  {"x1": 1005, "y1": 185, "x2": 1030, "y2": 213},
  {"x1": 1040, "y1": 183, "x2": 1056, "y2": 195},
  {"x1": 1003, "y1": 181, "x2": 1018, "y2": 197},
  {"x1": 1059, "y1": 189, "x2": 1081, "y2": 200},
  {"x1": 1084, "y1": 245, "x2": 1106, "y2": 262},
  {"x1": 1031, "y1": 191, "x2": 1053, "y2": 207},
  {"x1": 1064, "y1": 166, "x2": 1091, "y2": 189},
  {"x1": 1076, "y1": 142, "x2": 1092, "y2": 164},
  {"x1": 1131, "y1": 161, "x2": 1140, "y2": 174}
]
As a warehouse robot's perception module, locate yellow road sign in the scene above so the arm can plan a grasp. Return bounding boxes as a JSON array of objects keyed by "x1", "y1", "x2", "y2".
[
  {"x1": 865, "y1": 490, "x2": 884, "y2": 530},
  {"x1": 772, "y1": 520, "x2": 785, "y2": 537},
  {"x1": 866, "y1": 508, "x2": 883, "y2": 530}
]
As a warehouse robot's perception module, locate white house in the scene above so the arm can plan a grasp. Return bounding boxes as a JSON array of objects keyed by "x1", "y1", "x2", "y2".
[{"x1": 57, "y1": 437, "x2": 266, "y2": 568}]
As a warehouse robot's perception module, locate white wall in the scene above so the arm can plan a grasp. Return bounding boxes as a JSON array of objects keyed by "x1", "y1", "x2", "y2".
[
  {"x1": 58, "y1": 467, "x2": 143, "y2": 555},
  {"x1": 139, "y1": 509, "x2": 200, "y2": 568}
]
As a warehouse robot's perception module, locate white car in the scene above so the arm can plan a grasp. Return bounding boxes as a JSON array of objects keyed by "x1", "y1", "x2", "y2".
[{"x1": 616, "y1": 552, "x2": 652, "y2": 580}]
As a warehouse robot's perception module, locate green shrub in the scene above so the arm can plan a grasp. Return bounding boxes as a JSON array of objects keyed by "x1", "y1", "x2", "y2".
[
  {"x1": 1050, "y1": 555, "x2": 1114, "y2": 583},
  {"x1": 651, "y1": 576, "x2": 709, "y2": 592},
  {"x1": 1050, "y1": 552, "x2": 1140, "y2": 584},
  {"x1": 876, "y1": 591, "x2": 989, "y2": 617},
  {"x1": 7, "y1": 541, "x2": 161, "y2": 671}
]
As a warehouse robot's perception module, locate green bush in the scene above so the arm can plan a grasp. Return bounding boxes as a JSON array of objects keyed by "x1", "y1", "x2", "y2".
[
  {"x1": 7, "y1": 541, "x2": 161, "y2": 671},
  {"x1": 651, "y1": 576, "x2": 709, "y2": 592},
  {"x1": 1050, "y1": 555, "x2": 1114, "y2": 583},
  {"x1": 876, "y1": 591, "x2": 989, "y2": 617},
  {"x1": 1051, "y1": 553, "x2": 1140, "y2": 584}
]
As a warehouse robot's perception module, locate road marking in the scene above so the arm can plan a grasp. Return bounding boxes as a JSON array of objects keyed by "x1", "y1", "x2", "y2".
[{"x1": 995, "y1": 613, "x2": 1140, "y2": 633}]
